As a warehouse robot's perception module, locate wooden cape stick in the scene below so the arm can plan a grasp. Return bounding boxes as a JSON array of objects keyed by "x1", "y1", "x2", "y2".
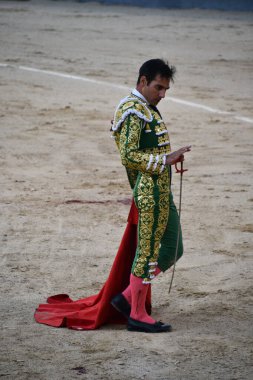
[{"x1": 169, "y1": 161, "x2": 187, "y2": 293}]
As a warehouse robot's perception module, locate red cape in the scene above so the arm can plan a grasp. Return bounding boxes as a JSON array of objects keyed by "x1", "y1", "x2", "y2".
[{"x1": 34, "y1": 200, "x2": 151, "y2": 330}]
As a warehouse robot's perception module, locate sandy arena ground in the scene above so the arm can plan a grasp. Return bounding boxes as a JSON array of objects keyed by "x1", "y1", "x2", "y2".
[{"x1": 0, "y1": 1, "x2": 253, "y2": 379}]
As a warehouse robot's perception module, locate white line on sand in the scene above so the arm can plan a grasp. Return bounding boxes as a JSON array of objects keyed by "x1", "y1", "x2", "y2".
[{"x1": 1, "y1": 63, "x2": 252, "y2": 124}]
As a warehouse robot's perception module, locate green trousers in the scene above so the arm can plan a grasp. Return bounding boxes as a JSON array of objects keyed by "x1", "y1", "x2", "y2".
[
  {"x1": 158, "y1": 192, "x2": 183, "y2": 271},
  {"x1": 132, "y1": 172, "x2": 183, "y2": 283}
]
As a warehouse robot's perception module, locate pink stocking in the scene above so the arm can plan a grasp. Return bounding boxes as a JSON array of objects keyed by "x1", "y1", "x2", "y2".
[
  {"x1": 122, "y1": 267, "x2": 162, "y2": 305},
  {"x1": 122, "y1": 286, "x2": 131, "y2": 304},
  {"x1": 154, "y1": 267, "x2": 161, "y2": 276},
  {"x1": 130, "y1": 274, "x2": 155, "y2": 324}
]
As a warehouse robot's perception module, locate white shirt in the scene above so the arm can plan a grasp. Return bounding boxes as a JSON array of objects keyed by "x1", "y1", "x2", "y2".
[{"x1": 131, "y1": 88, "x2": 148, "y2": 104}]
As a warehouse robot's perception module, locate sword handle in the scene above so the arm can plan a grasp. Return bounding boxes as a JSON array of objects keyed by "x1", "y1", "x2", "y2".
[{"x1": 175, "y1": 161, "x2": 188, "y2": 174}]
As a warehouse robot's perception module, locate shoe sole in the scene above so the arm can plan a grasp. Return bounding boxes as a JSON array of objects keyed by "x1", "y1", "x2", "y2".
[{"x1": 127, "y1": 325, "x2": 172, "y2": 333}]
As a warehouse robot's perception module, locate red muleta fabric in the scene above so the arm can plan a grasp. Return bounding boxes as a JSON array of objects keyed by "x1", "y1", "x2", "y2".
[{"x1": 34, "y1": 200, "x2": 151, "y2": 330}]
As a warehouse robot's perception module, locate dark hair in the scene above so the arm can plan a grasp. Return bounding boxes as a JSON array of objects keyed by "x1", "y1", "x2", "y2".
[{"x1": 137, "y1": 59, "x2": 176, "y2": 85}]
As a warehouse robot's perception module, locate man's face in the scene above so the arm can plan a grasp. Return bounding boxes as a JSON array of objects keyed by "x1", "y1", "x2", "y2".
[{"x1": 140, "y1": 74, "x2": 170, "y2": 106}]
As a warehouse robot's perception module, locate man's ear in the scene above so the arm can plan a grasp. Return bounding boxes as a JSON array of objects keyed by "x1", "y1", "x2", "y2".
[{"x1": 140, "y1": 75, "x2": 148, "y2": 87}]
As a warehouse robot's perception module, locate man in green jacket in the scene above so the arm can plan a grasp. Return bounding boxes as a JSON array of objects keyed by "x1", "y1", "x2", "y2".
[{"x1": 111, "y1": 59, "x2": 191, "y2": 333}]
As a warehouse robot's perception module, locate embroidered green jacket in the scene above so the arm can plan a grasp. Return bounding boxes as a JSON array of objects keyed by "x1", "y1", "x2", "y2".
[{"x1": 112, "y1": 91, "x2": 172, "y2": 189}]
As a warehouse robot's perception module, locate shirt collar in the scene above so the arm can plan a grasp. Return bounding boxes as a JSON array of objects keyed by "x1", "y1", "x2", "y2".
[{"x1": 131, "y1": 88, "x2": 148, "y2": 104}]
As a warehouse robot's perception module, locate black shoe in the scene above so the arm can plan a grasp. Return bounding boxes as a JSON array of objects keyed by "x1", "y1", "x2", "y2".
[
  {"x1": 127, "y1": 317, "x2": 172, "y2": 333},
  {"x1": 111, "y1": 293, "x2": 131, "y2": 319}
]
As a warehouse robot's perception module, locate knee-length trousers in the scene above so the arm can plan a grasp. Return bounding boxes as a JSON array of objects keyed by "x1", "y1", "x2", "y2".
[{"x1": 132, "y1": 172, "x2": 183, "y2": 283}]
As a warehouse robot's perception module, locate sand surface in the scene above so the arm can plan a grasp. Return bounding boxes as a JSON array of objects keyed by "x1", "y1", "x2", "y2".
[{"x1": 0, "y1": 1, "x2": 253, "y2": 379}]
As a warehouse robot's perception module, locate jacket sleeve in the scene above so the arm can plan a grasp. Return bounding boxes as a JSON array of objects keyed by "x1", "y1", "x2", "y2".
[{"x1": 119, "y1": 114, "x2": 167, "y2": 175}]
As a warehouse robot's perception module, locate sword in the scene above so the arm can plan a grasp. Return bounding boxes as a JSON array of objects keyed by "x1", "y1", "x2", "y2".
[{"x1": 169, "y1": 160, "x2": 187, "y2": 293}]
